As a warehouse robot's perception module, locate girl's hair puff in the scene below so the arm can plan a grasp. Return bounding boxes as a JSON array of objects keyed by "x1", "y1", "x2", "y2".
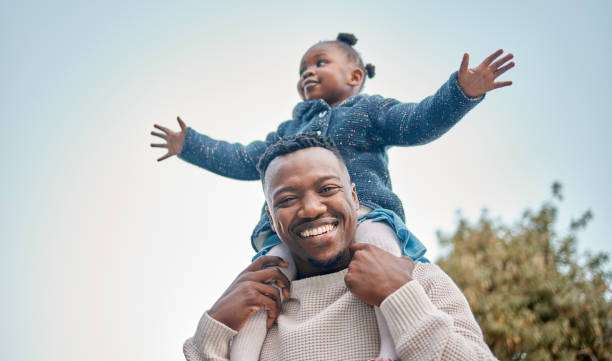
[{"x1": 332, "y1": 33, "x2": 375, "y2": 89}]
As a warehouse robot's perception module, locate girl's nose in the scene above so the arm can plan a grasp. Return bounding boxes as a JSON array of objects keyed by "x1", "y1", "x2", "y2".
[{"x1": 302, "y1": 67, "x2": 315, "y2": 79}]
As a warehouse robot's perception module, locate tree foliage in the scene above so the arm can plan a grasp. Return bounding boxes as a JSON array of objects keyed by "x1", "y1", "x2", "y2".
[{"x1": 437, "y1": 183, "x2": 612, "y2": 361}]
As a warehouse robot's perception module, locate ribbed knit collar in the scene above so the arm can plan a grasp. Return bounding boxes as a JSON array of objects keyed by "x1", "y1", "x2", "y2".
[
  {"x1": 291, "y1": 268, "x2": 349, "y2": 294},
  {"x1": 292, "y1": 94, "x2": 368, "y2": 120}
]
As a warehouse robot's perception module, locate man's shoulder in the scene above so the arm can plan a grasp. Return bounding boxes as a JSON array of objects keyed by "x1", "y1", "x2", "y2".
[{"x1": 412, "y1": 262, "x2": 456, "y2": 290}]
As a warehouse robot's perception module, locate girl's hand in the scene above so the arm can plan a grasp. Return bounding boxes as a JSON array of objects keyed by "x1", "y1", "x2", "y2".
[
  {"x1": 150, "y1": 116, "x2": 187, "y2": 161},
  {"x1": 457, "y1": 49, "x2": 515, "y2": 98}
]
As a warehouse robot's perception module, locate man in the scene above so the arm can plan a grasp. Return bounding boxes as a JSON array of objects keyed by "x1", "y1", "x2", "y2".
[{"x1": 184, "y1": 134, "x2": 497, "y2": 360}]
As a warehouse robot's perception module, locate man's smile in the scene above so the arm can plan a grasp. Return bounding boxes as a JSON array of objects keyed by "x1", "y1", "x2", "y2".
[{"x1": 297, "y1": 222, "x2": 337, "y2": 238}]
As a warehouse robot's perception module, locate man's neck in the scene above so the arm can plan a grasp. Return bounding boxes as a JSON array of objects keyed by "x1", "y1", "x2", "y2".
[{"x1": 294, "y1": 251, "x2": 351, "y2": 280}]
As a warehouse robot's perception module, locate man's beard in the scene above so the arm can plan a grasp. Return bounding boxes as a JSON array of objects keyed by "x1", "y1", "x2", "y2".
[{"x1": 307, "y1": 250, "x2": 348, "y2": 271}]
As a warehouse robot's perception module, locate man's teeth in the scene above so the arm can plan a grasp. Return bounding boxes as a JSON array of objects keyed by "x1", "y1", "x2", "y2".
[{"x1": 299, "y1": 224, "x2": 335, "y2": 238}]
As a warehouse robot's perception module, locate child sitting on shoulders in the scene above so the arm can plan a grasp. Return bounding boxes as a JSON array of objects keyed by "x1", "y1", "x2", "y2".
[{"x1": 151, "y1": 33, "x2": 514, "y2": 360}]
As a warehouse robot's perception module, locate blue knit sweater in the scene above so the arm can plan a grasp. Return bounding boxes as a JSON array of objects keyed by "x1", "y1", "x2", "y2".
[{"x1": 179, "y1": 72, "x2": 483, "y2": 251}]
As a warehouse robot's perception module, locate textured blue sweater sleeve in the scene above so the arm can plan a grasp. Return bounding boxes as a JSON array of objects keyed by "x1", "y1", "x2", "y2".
[
  {"x1": 368, "y1": 72, "x2": 484, "y2": 146},
  {"x1": 178, "y1": 127, "x2": 281, "y2": 180}
]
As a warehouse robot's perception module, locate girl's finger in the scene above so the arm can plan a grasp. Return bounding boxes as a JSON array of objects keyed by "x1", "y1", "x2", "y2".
[
  {"x1": 481, "y1": 49, "x2": 503, "y2": 66},
  {"x1": 492, "y1": 81, "x2": 513, "y2": 89},
  {"x1": 493, "y1": 62, "x2": 515, "y2": 78},
  {"x1": 151, "y1": 143, "x2": 168, "y2": 148},
  {"x1": 158, "y1": 152, "x2": 173, "y2": 161},
  {"x1": 459, "y1": 53, "x2": 469, "y2": 74},
  {"x1": 177, "y1": 116, "x2": 187, "y2": 131},
  {"x1": 154, "y1": 124, "x2": 171, "y2": 134},
  {"x1": 151, "y1": 131, "x2": 167, "y2": 139},
  {"x1": 490, "y1": 53, "x2": 513, "y2": 71}
]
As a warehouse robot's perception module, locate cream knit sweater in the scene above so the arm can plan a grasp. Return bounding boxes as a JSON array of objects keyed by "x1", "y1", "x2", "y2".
[{"x1": 183, "y1": 263, "x2": 498, "y2": 361}]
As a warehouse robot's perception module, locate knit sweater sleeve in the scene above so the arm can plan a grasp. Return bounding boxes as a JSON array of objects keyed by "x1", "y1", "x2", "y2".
[
  {"x1": 183, "y1": 312, "x2": 237, "y2": 361},
  {"x1": 178, "y1": 123, "x2": 287, "y2": 180},
  {"x1": 367, "y1": 72, "x2": 483, "y2": 147},
  {"x1": 379, "y1": 263, "x2": 498, "y2": 361}
]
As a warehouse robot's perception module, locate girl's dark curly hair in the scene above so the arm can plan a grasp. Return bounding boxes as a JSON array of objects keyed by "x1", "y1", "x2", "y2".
[{"x1": 329, "y1": 33, "x2": 375, "y2": 89}]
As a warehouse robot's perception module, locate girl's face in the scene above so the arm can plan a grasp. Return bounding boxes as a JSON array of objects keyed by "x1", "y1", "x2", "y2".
[{"x1": 297, "y1": 43, "x2": 363, "y2": 107}]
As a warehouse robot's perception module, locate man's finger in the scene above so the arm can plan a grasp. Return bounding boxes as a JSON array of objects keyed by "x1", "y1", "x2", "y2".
[
  {"x1": 459, "y1": 53, "x2": 469, "y2": 74},
  {"x1": 154, "y1": 124, "x2": 171, "y2": 133},
  {"x1": 247, "y1": 267, "x2": 291, "y2": 290},
  {"x1": 254, "y1": 282, "x2": 282, "y2": 311},
  {"x1": 275, "y1": 279, "x2": 291, "y2": 299},
  {"x1": 151, "y1": 143, "x2": 168, "y2": 148},
  {"x1": 151, "y1": 131, "x2": 167, "y2": 139},
  {"x1": 249, "y1": 255, "x2": 289, "y2": 272},
  {"x1": 157, "y1": 152, "x2": 173, "y2": 161},
  {"x1": 255, "y1": 285, "x2": 282, "y2": 329},
  {"x1": 247, "y1": 283, "x2": 282, "y2": 326},
  {"x1": 349, "y1": 242, "x2": 370, "y2": 253},
  {"x1": 177, "y1": 116, "x2": 187, "y2": 131},
  {"x1": 493, "y1": 62, "x2": 515, "y2": 78},
  {"x1": 482, "y1": 49, "x2": 504, "y2": 66},
  {"x1": 261, "y1": 256, "x2": 289, "y2": 269}
]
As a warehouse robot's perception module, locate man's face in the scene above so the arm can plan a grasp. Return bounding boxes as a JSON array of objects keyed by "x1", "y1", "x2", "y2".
[{"x1": 264, "y1": 147, "x2": 359, "y2": 277}]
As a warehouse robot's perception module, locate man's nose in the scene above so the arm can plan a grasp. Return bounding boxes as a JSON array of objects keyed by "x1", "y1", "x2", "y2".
[{"x1": 298, "y1": 193, "x2": 326, "y2": 219}]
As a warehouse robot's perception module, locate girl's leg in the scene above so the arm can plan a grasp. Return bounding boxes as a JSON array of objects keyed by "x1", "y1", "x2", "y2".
[
  {"x1": 230, "y1": 242, "x2": 295, "y2": 361},
  {"x1": 354, "y1": 219, "x2": 400, "y2": 360},
  {"x1": 264, "y1": 241, "x2": 296, "y2": 280}
]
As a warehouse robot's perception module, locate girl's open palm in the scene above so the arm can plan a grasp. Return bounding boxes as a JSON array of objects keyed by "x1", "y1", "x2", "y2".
[
  {"x1": 150, "y1": 116, "x2": 187, "y2": 161},
  {"x1": 457, "y1": 49, "x2": 515, "y2": 98}
]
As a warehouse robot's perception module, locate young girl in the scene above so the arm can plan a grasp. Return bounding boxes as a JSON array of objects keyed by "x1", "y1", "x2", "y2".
[{"x1": 152, "y1": 33, "x2": 514, "y2": 360}]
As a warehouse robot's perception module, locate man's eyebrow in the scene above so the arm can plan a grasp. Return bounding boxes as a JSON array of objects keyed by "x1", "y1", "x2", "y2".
[
  {"x1": 315, "y1": 175, "x2": 342, "y2": 184},
  {"x1": 272, "y1": 185, "x2": 298, "y2": 199},
  {"x1": 271, "y1": 175, "x2": 343, "y2": 198}
]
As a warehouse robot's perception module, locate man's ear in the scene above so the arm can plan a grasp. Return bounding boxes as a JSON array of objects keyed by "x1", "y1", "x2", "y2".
[
  {"x1": 351, "y1": 183, "x2": 359, "y2": 210},
  {"x1": 265, "y1": 205, "x2": 276, "y2": 233},
  {"x1": 348, "y1": 67, "x2": 364, "y2": 88}
]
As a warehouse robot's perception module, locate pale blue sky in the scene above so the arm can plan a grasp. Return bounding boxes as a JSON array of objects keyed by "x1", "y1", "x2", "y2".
[{"x1": 2, "y1": 1, "x2": 611, "y2": 360}]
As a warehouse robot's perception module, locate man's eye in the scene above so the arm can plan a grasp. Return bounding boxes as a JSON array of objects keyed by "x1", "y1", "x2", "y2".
[
  {"x1": 277, "y1": 197, "x2": 295, "y2": 206},
  {"x1": 321, "y1": 186, "x2": 338, "y2": 194},
  {"x1": 316, "y1": 60, "x2": 327, "y2": 67}
]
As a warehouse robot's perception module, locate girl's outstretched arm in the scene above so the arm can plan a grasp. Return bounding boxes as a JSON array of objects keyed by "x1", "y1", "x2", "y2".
[
  {"x1": 151, "y1": 116, "x2": 284, "y2": 180},
  {"x1": 367, "y1": 49, "x2": 515, "y2": 147}
]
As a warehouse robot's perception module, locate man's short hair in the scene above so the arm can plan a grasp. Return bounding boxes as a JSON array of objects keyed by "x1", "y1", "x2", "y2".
[{"x1": 257, "y1": 132, "x2": 343, "y2": 183}]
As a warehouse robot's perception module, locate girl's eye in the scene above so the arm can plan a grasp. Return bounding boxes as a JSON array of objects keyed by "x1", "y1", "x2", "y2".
[{"x1": 316, "y1": 60, "x2": 327, "y2": 67}]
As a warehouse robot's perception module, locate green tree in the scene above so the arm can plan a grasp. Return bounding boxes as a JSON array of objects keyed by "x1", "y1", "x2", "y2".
[{"x1": 437, "y1": 183, "x2": 612, "y2": 361}]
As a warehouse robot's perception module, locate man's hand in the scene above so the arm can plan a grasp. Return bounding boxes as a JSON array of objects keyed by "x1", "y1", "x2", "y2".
[
  {"x1": 150, "y1": 116, "x2": 187, "y2": 161},
  {"x1": 344, "y1": 244, "x2": 414, "y2": 307},
  {"x1": 457, "y1": 49, "x2": 515, "y2": 98},
  {"x1": 208, "y1": 256, "x2": 291, "y2": 331}
]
